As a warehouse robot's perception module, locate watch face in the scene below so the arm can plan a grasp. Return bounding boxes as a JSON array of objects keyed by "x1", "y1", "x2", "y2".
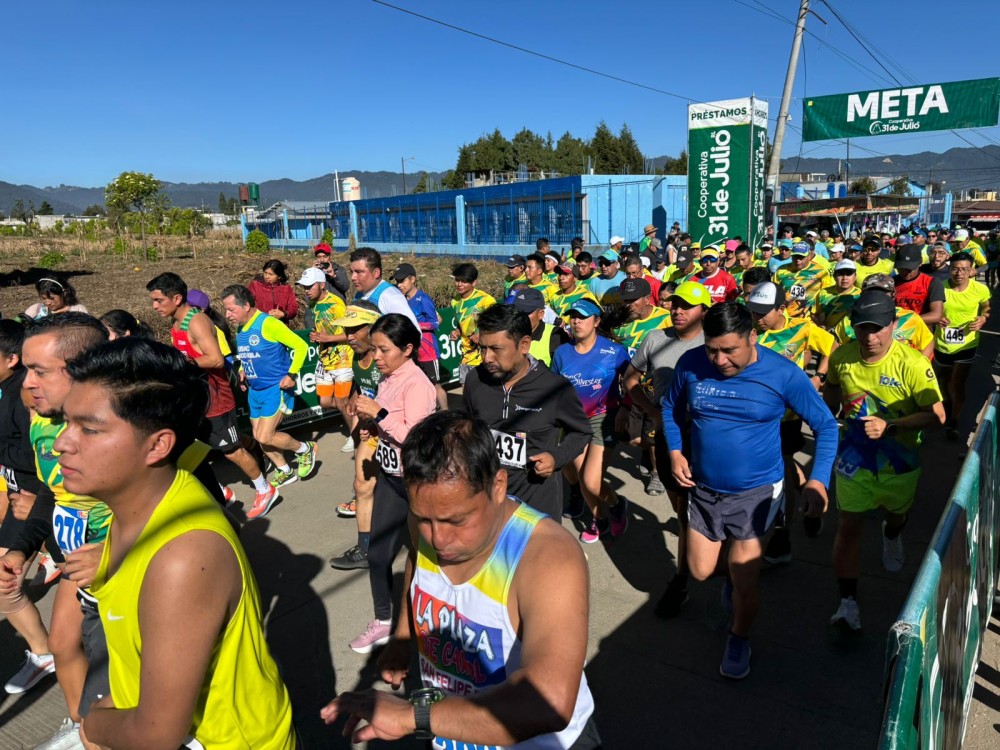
[{"x1": 410, "y1": 687, "x2": 445, "y2": 706}]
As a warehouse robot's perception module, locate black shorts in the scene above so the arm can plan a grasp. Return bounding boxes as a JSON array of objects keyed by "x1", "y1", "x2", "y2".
[
  {"x1": 687, "y1": 481, "x2": 784, "y2": 542},
  {"x1": 208, "y1": 410, "x2": 241, "y2": 454},
  {"x1": 78, "y1": 595, "x2": 110, "y2": 717},
  {"x1": 934, "y1": 346, "x2": 978, "y2": 366},
  {"x1": 625, "y1": 403, "x2": 656, "y2": 443},
  {"x1": 417, "y1": 359, "x2": 440, "y2": 384},
  {"x1": 780, "y1": 418, "x2": 805, "y2": 456},
  {"x1": 654, "y1": 426, "x2": 691, "y2": 495}
]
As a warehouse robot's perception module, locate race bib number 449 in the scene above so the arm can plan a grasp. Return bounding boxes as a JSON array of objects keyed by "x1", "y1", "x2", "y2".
[{"x1": 491, "y1": 429, "x2": 526, "y2": 469}]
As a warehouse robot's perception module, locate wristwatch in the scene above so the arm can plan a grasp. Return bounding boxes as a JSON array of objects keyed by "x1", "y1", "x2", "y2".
[
  {"x1": 410, "y1": 687, "x2": 445, "y2": 739},
  {"x1": 816, "y1": 372, "x2": 828, "y2": 383},
  {"x1": 886, "y1": 422, "x2": 898, "y2": 437},
  {"x1": 374, "y1": 407, "x2": 390, "y2": 423}
]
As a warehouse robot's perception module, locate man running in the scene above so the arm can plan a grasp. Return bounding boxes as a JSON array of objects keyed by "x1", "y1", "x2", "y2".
[
  {"x1": 832, "y1": 275, "x2": 934, "y2": 360},
  {"x1": 855, "y1": 239, "x2": 894, "y2": 288},
  {"x1": 774, "y1": 242, "x2": 830, "y2": 319},
  {"x1": 587, "y1": 250, "x2": 626, "y2": 306},
  {"x1": 523, "y1": 253, "x2": 558, "y2": 304},
  {"x1": 503, "y1": 254, "x2": 528, "y2": 297},
  {"x1": 919, "y1": 241, "x2": 953, "y2": 281},
  {"x1": 221, "y1": 284, "x2": 314, "y2": 517},
  {"x1": 511, "y1": 288, "x2": 571, "y2": 367},
  {"x1": 893, "y1": 244, "x2": 944, "y2": 327},
  {"x1": 349, "y1": 247, "x2": 419, "y2": 327},
  {"x1": 464, "y1": 304, "x2": 591, "y2": 519},
  {"x1": 550, "y1": 260, "x2": 599, "y2": 320},
  {"x1": 813, "y1": 260, "x2": 860, "y2": 330},
  {"x1": 450, "y1": 262, "x2": 496, "y2": 385},
  {"x1": 694, "y1": 247, "x2": 738, "y2": 304},
  {"x1": 663, "y1": 303, "x2": 837, "y2": 678}
]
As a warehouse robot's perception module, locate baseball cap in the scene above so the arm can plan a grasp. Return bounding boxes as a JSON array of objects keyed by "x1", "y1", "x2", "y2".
[
  {"x1": 609, "y1": 235, "x2": 625, "y2": 246},
  {"x1": 331, "y1": 304, "x2": 381, "y2": 328},
  {"x1": 834, "y1": 259, "x2": 857, "y2": 274},
  {"x1": 862, "y1": 273, "x2": 895, "y2": 293},
  {"x1": 644, "y1": 224, "x2": 656, "y2": 236},
  {"x1": 313, "y1": 242, "x2": 332, "y2": 255},
  {"x1": 954, "y1": 228, "x2": 969, "y2": 241},
  {"x1": 791, "y1": 242, "x2": 811, "y2": 256},
  {"x1": 913, "y1": 228, "x2": 927, "y2": 238},
  {"x1": 187, "y1": 289, "x2": 211, "y2": 310},
  {"x1": 746, "y1": 282, "x2": 786, "y2": 315},
  {"x1": 619, "y1": 277, "x2": 652, "y2": 302},
  {"x1": 392, "y1": 263, "x2": 417, "y2": 283},
  {"x1": 506, "y1": 254, "x2": 526, "y2": 268},
  {"x1": 724, "y1": 239, "x2": 740, "y2": 252},
  {"x1": 650, "y1": 238, "x2": 663, "y2": 249},
  {"x1": 690, "y1": 242, "x2": 702, "y2": 250},
  {"x1": 848, "y1": 244, "x2": 863, "y2": 254},
  {"x1": 556, "y1": 262, "x2": 574, "y2": 275},
  {"x1": 700, "y1": 247, "x2": 720, "y2": 261},
  {"x1": 932, "y1": 240, "x2": 951, "y2": 253},
  {"x1": 599, "y1": 249, "x2": 619, "y2": 263},
  {"x1": 654, "y1": 249, "x2": 667, "y2": 263},
  {"x1": 512, "y1": 287, "x2": 545, "y2": 312},
  {"x1": 567, "y1": 298, "x2": 602, "y2": 318},
  {"x1": 894, "y1": 244, "x2": 922, "y2": 271},
  {"x1": 830, "y1": 242, "x2": 846, "y2": 255},
  {"x1": 640, "y1": 256, "x2": 651, "y2": 268},
  {"x1": 670, "y1": 280, "x2": 712, "y2": 308},
  {"x1": 778, "y1": 239, "x2": 794, "y2": 250},
  {"x1": 850, "y1": 289, "x2": 895, "y2": 328},
  {"x1": 805, "y1": 230, "x2": 818, "y2": 238},
  {"x1": 297, "y1": 267, "x2": 328, "y2": 287},
  {"x1": 675, "y1": 248, "x2": 694, "y2": 268}
]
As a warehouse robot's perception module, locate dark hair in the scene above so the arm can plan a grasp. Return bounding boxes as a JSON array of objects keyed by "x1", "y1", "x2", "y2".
[
  {"x1": 525, "y1": 253, "x2": 545, "y2": 268},
  {"x1": 571, "y1": 237, "x2": 584, "y2": 249},
  {"x1": 577, "y1": 251, "x2": 593, "y2": 264},
  {"x1": 402, "y1": 411, "x2": 499, "y2": 495},
  {"x1": 146, "y1": 272, "x2": 187, "y2": 301},
  {"x1": 66, "y1": 338, "x2": 208, "y2": 461},
  {"x1": 621, "y1": 254, "x2": 643, "y2": 270},
  {"x1": 220, "y1": 284, "x2": 255, "y2": 308},
  {"x1": 262, "y1": 259, "x2": 288, "y2": 284},
  {"x1": 659, "y1": 281, "x2": 678, "y2": 297},
  {"x1": 26, "y1": 312, "x2": 108, "y2": 362},
  {"x1": 369, "y1": 313, "x2": 421, "y2": 360},
  {"x1": 35, "y1": 276, "x2": 79, "y2": 306},
  {"x1": 950, "y1": 251, "x2": 974, "y2": 266},
  {"x1": 476, "y1": 303, "x2": 532, "y2": 342},
  {"x1": 703, "y1": 302, "x2": 753, "y2": 340},
  {"x1": 100, "y1": 310, "x2": 154, "y2": 339},
  {"x1": 742, "y1": 266, "x2": 771, "y2": 287},
  {"x1": 535, "y1": 237, "x2": 550, "y2": 251},
  {"x1": 734, "y1": 244, "x2": 752, "y2": 256},
  {"x1": 0, "y1": 319, "x2": 25, "y2": 360},
  {"x1": 350, "y1": 247, "x2": 382, "y2": 272},
  {"x1": 452, "y1": 262, "x2": 479, "y2": 283}
]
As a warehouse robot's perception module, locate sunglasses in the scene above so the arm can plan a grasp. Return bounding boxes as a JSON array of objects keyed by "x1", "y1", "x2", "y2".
[{"x1": 699, "y1": 257, "x2": 719, "y2": 263}]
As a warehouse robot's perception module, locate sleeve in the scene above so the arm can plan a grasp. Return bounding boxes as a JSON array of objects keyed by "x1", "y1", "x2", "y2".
[
  {"x1": 24, "y1": 303, "x2": 43, "y2": 319},
  {"x1": 379, "y1": 378, "x2": 436, "y2": 445},
  {"x1": 282, "y1": 286, "x2": 299, "y2": 320},
  {"x1": 261, "y1": 316, "x2": 308, "y2": 374},
  {"x1": 782, "y1": 366, "x2": 839, "y2": 486},
  {"x1": 909, "y1": 315, "x2": 934, "y2": 352},
  {"x1": 662, "y1": 354, "x2": 690, "y2": 450},
  {"x1": 631, "y1": 331, "x2": 652, "y2": 372},
  {"x1": 979, "y1": 282, "x2": 992, "y2": 306},
  {"x1": 551, "y1": 347, "x2": 566, "y2": 376},
  {"x1": 0, "y1": 399, "x2": 37, "y2": 477},
  {"x1": 905, "y1": 352, "x2": 943, "y2": 407},
  {"x1": 807, "y1": 324, "x2": 836, "y2": 358},
  {"x1": 832, "y1": 318, "x2": 850, "y2": 345},
  {"x1": 725, "y1": 274, "x2": 738, "y2": 302},
  {"x1": 382, "y1": 290, "x2": 420, "y2": 327},
  {"x1": 826, "y1": 348, "x2": 844, "y2": 386},
  {"x1": 927, "y1": 278, "x2": 945, "y2": 305},
  {"x1": 550, "y1": 380, "x2": 592, "y2": 470},
  {"x1": 7, "y1": 483, "x2": 56, "y2": 557},
  {"x1": 419, "y1": 296, "x2": 439, "y2": 330}
]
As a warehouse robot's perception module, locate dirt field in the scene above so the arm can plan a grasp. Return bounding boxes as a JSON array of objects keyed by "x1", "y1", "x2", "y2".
[{"x1": 0, "y1": 233, "x2": 509, "y2": 333}]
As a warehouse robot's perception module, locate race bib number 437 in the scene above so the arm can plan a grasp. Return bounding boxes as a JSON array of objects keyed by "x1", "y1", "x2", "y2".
[{"x1": 491, "y1": 429, "x2": 526, "y2": 469}]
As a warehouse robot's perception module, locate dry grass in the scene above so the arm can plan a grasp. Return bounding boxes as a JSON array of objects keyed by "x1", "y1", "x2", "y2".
[{"x1": 0, "y1": 234, "x2": 509, "y2": 338}]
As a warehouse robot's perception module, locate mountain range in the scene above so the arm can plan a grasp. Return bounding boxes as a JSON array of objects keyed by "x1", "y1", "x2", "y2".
[{"x1": 3, "y1": 145, "x2": 999, "y2": 216}]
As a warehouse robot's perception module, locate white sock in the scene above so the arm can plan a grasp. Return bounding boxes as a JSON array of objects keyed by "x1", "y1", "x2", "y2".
[
  {"x1": 251, "y1": 474, "x2": 269, "y2": 493},
  {"x1": 294, "y1": 442, "x2": 309, "y2": 455},
  {"x1": 276, "y1": 464, "x2": 292, "y2": 474}
]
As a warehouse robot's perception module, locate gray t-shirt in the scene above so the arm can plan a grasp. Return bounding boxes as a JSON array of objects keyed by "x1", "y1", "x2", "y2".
[{"x1": 631, "y1": 327, "x2": 705, "y2": 405}]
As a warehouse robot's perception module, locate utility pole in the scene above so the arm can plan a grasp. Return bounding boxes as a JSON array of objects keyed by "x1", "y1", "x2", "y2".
[
  {"x1": 766, "y1": 0, "x2": 810, "y2": 191},
  {"x1": 845, "y1": 139, "x2": 850, "y2": 194}
]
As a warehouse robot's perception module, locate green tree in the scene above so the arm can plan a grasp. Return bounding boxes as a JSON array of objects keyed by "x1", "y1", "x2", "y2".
[
  {"x1": 411, "y1": 173, "x2": 429, "y2": 194},
  {"x1": 590, "y1": 121, "x2": 622, "y2": 173},
  {"x1": 82, "y1": 204, "x2": 105, "y2": 216},
  {"x1": 511, "y1": 128, "x2": 549, "y2": 172},
  {"x1": 10, "y1": 199, "x2": 26, "y2": 222},
  {"x1": 105, "y1": 171, "x2": 166, "y2": 253},
  {"x1": 849, "y1": 176, "x2": 877, "y2": 195},
  {"x1": 217, "y1": 191, "x2": 228, "y2": 213},
  {"x1": 886, "y1": 174, "x2": 911, "y2": 196},
  {"x1": 553, "y1": 131, "x2": 591, "y2": 175},
  {"x1": 618, "y1": 124, "x2": 644, "y2": 174},
  {"x1": 471, "y1": 128, "x2": 514, "y2": 174},
  {"x1": 38, "y1": 200, "x2": 54, "y2": 216},
  {"x1": 660, "y1": 149, "x2": 688, "y2": 175}
]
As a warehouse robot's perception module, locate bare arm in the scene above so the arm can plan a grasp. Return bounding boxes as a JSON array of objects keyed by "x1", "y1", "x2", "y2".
[
  {"x1": 186, "y1": 314, "x2": 225, "y2": 370},
  {"x1": 623, "y1": 364, "x2": 657, "y2": 420},
  {"x1": 920, "y1": 300, "x2": 943, "y2": 327}
]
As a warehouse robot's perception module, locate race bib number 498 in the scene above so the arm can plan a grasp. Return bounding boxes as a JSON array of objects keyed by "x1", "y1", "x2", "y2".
[{"x1": 491, "y1": 429, "x2": 526, "y2": 469}]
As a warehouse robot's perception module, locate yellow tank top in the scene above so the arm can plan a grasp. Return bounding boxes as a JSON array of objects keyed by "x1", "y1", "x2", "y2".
[{"x1": 90, "y1": 470, "x2": 296, "y2": 750}]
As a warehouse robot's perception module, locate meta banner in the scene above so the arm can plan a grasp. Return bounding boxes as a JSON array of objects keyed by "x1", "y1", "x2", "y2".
[
  {"x1": 687, "y1": 97, "x2": 769, "y2": 249},
  {"x1": 802, "y1": 77, "x2": 1000, "y2": 141}
]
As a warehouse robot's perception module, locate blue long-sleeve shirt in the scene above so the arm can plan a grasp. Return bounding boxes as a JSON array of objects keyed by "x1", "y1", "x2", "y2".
[{"x1": 662, "y1": 343, "x2": 837, "y2": 494}]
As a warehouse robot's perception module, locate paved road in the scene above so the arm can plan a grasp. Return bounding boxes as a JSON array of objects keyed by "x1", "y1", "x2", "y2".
[{"x1": 2, "y1": 352, "x2": 999, "y2": 749}]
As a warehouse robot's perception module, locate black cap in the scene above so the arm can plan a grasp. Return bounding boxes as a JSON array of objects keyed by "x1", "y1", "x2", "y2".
[
  {"x1": 619, "y1": 277, "x2": 652, "y2": 302},
  {"x1": 506, "y1": 254, "x2": 526, "y2": 268},
  {"x1": 850, "y1": 289, "x2": 896, "y2": 328},
  {"x1": 392, "y1": 263, "x2": 416, "y2": 282},
  {"x1": 676, "y1": 249, "x2": 693, "y2": 268},
  {"x1": 894, "y1": 244, "x2": 922, "y2": 270},
  {"x1": 512, "y1": 287, "x2": 545, "y2": 312}
]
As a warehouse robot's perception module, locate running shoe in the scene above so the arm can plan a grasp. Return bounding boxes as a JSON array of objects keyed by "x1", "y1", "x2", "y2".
[
  {"x1": 803, "y1": 515, "x2": 823, "y2": 538},
  {"x1": 579, "y1": 518, "x2": 602, "y2": 544},
  {"x1": 336, "y1": 499, "x2": 357, "y2": 517},
  {"x1": 349, "y1": 619, "x2": 391, "y2": 654},
  {"x1": 329, "y1": 545, "x2": 368, "y2": 570},
  {"x1": 33, "y1": 718, "x2": 84, "y2": 750},
  {"x1": 36, "y1": 552, "x2": 62, "y2": 585},
  {"x1": 268, "y1": 467, "x2": 298, "y2": 488},
  {"x1": 720, "y1": 578, "x2": 734, "y2": 621},
  {"x1": 340, "y1": 435, "x2": 356, "y2": 453},
  {"x1": 222, "y1": 486, "x2": 237, "y2": 505},
  {"x1": 246, "y1": 486, "x2": 280, "y2": 520},
  {"x1": 607, "y1": 493, "x2": 629, "y2": 538},
  {"x1": 719, "y1": 632, "x2": 751, "y2": 680},
  {"x1": 296, "y1": 441, "x2": 319, "y2": 480},
  {"x1": 645, "y1": 473, "x2": 665, "y2": 496},
  {"x1": 653, "y1": 576, "x2": 689, "y2": 619},
  {"x1": 829, "y1": 597, "x2": 862, "y2": 633},
  {"x1": 764, "y1": 526, "x2": 792, "y2": 565},
  {"x1": 4, "y1": 650, "x2": 55, "y2": 694},
  {"x1": 881, "y1": 522, "x2": 905, "y2": 572}
]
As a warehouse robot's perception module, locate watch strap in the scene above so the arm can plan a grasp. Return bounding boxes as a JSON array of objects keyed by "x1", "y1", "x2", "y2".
[{"x1": 413, "y1": 702, "x2": 433, "y2": 739}]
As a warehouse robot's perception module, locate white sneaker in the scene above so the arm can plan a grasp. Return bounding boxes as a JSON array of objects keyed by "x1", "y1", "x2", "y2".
[
  {"x1": 340, "y1": 435, "x2": 356, "y2": 453},
  {"x1": 881, "y1": 521, "x2": 905, "y2": 572},
  {"x1": 5, "y1": 649, "x2": 55, "y2": 694},
  {"x1": 33, "y1": 718, "x2": 84, "y2": 750},
  {"x1": 829, "y1": 597, "x2": 862, "y2": 632}
]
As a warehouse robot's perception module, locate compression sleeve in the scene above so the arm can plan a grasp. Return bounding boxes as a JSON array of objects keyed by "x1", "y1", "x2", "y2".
[
  {"x1": 260, "y1": 315, "x2": 308, "y2": 374},
  {"x1": 783, "y1": 368, "x2": 838, "y2": 486}
]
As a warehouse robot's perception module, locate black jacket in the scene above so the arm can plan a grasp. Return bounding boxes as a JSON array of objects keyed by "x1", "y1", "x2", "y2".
[
  {"x1": 0, "y1": 368, "x2": 40, "y2": 495},
  {"x1": 463, "y1": 358, "x2": 591, "y2": 518}
]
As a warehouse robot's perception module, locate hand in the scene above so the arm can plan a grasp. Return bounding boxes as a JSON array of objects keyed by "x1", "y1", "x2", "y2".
[
  {"x1": 355, "y1": 395, "x2": 380, "y2": 420},
  {"x1": 359, "y1": 429, "x2": 371, "y2": 442},
  {"x1": 377, "y1": 637, "x2": 411, "y2": 690},
  {"x1": 65, "y1": 543, "x2": 103, "y2": 588},
  {"x1": 860, "y1": 416, "x2": 889, "y2": 440},
  {"x1": 0, "y1": 551, "x2": 27, "y2": 593},
  {"x1": 268, "y1": 309, "x2": 285, "y2": 319},
  {"x1": 9, "y1": 489, "x2": 37, "y2": 520},
  {"x1": 449, "y1": 329, "x2": 461, "y2": 341},
  {"x1": 310, "y1": 331, "x2": 332, "y2": 343},
  {"x1": 528, "y1": 452, "x2": 556, "y2": 477},
  {"x1": 669, "y1": 451, "x2": 696, "y2": 489},
  {"x1": 320, "y1": 689, "x2": 415, "y2": 742},
  {"x1": 939, "y1": 316, "x2": 951, "y2": 327},
  {"x1": 969, "y1": 316, "x2": 987, "y2": 332},
  {"x1": 469, "y1": 333, "x2": 480, "y2": 347},
  {"x1": 279, "y1": 375, "x2": 296, "y2": 390},
  {"x1": 798, "y1": 479, "x2": 829, "y2": 516},
  {"x1": 345, "y1": 397, "x2": 358, "y2": 418},
  {"x1": 80, "y1": 696, "x2": 115, "y2": 750}
]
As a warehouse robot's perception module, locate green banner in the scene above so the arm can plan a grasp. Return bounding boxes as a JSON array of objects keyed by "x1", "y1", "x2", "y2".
[
  {"x1": 802, "y1": 77, "x2": 1000, "y2": 142},
  {"x1": 687, "y1": 97, "x2": 769, "y2": 249}
]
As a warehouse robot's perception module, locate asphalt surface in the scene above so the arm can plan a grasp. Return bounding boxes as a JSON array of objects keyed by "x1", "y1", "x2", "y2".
[{"x1": 2, "y1": 339, "x2": 999, "y2": 750}]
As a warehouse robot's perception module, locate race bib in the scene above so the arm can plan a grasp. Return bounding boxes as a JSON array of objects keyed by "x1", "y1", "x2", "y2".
[
  {"x1": 943, "y1": 326, "x2": 966, "y2": 344},
  {"x1": 432, "y1": 739, "x2": 499, "y2": 750},
  {"x1": 834, "y1": 455, "x2": 860, "y2": 480},
  {"x1": 0, "y1": 464, "x2": 19, "y2": 493},
  {"x1": 789, "y1": 284, "x2": 806, "y2": 301},
  {"x1": 491, "y1": 429, "x2": 526, "y2": 469},
  {"x1": 52, "y1": 505, "x2": 87, "y2": 553},
  {"x1": 375, "y1": 439, "x2": 403, "y2": 476}
]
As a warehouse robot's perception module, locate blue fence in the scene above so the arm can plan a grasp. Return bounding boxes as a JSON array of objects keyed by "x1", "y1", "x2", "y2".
[{"x1": 355, "y1": 194, "x2": 459, "y2": 245}]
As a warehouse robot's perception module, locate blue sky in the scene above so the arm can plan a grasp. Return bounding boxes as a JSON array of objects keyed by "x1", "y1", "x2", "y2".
[{"x1": 3, "y1": 0, "x2": 998, "y2": 187}]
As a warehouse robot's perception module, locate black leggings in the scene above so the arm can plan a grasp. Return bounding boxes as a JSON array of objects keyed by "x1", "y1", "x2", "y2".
[{"x1": 369, "y1": 469, "x2": 410, "y2": 621}]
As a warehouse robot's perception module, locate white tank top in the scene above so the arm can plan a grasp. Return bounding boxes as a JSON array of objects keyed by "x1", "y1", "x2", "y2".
[{"x1": 411, "y1": 502, "x2": 595, "y2": 750}]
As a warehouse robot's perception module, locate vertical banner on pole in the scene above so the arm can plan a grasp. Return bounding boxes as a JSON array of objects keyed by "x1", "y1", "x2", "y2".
[{"x1": 687, "y1": 98, "x2": 769, "y2": 248}]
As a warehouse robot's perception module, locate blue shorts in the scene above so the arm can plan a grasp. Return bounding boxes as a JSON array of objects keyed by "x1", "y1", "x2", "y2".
[
  {"x1": 248, "y1": 383, "x2": 293, "y2": 420},
  {"x1": 687, "y1": 480, "x2": 784, "y2": 542}
]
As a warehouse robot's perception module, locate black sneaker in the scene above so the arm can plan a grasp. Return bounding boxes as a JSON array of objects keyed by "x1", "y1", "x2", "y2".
[
  {"x1": 764, "y1": 526, "x2": 792, "y2": 565},
  {"x1": 329, "y1": 545, "x2": 369, "y2": 570},
  {"x1": 563, "y1": 484, "x2": 585, "y2": 519},
  {"x1": 803, "y1": 515, "x2": 823, "y2": 538},
  {"x1": 653, "y1": 576, "x2": 689, "y2": 619}
]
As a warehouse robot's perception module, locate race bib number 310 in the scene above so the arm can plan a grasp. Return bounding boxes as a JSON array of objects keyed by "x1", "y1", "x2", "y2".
[{"x1": 491, "y1": 429, "x2": 526, "y2": 469}]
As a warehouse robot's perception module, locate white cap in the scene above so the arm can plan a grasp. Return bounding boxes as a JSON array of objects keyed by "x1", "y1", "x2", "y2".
[
  {"x1": 834, "y1": 259, "x2": 857, "y2": 273},
  {"x1": 609, "y1": 235, "x2": 624, "y2": 246},
  {"x1": 830, "y1": 243, "x2": 846, "y2": 255},
  {"x1": 954, "y1": 228, "x2": 969, "y2": 240},
  {"x1": 640, "y1": 256, "x2": 651, "y2": 268},
  {"x1": 297, "y1": 267, "x2": 327, "y2": 286},
  {"x1": 805, "y1": 230, "x2": 818, "y2": 238}
]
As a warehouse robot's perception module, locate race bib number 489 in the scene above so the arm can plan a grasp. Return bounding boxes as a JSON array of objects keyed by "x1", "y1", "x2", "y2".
[{"x1": 491, "y1": 429, "x2": 526, "y2": 469}]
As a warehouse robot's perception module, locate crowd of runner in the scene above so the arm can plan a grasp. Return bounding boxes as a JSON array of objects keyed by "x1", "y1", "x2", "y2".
[{"x1": 0, "y1": 222, "x2": 995, "y2": 748}]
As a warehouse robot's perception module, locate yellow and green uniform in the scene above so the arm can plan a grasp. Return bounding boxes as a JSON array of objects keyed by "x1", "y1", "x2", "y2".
[
  {"x1": 808, "y1": 254, "x2": 833, "y2": 274},
  {"x1": 612, "y1": 307, "x2": 672, "y2": 357},
  {"x1": 961, "y1": 241, "x2": 988, "y2": 268},
  {"x1": 730, "y1": 265, "x2": 756, "y2": 289},
  {"x1": 91, "y1": 470, "x2": 296, "y2": 750},
  {"x1": 452, "y1": 289, "x2": 496, "y2": 366},
  {"x1": 757, "y1": 314, "x2": 835, "y2": 370},
  {"x1": 935, "y1": 279, "x2": 991, "y2": 354},
  {"x1": 663, "y1": 264, "x2": 697, "y2": 284},
  {"x1": 774, "y1": 263, "x2": 831, "y2": 319},
  {"x1": 550, "y1": 283, "x2": 599, "y2": 319},
  {"x1": 814, "y1": 285, "x2": 860, "y2": 329},
  {"x1": 526, "y1": 279, "x2": 558, "y2": 304},
  {"x1": 854, "y1": 258, "x2": 894, "y2": 288},
  {"x1": 543, "y1": 272, "x2": 559, "y2": 285},
  {"x1": 503, "y1": 274, "x2": 527, "y2": 298},
  {"x1": 311, "y1": 291, "x2": 353, "y2": 370},
  {"x1": 835, "y1": 306, "x2": 933, "y2": 356}
]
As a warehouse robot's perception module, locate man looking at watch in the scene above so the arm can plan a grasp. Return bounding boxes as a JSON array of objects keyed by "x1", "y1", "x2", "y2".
[{"x1": 321, "y1": 411, "x2": 600, "y2": 748}]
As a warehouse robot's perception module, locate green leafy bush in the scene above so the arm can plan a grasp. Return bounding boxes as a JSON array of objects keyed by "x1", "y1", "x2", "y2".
[
  {"x1": 39, "y1": 251, "x2": 66, "y2": 269},
  {"x1": 246, "y1": 229, "x2": 270, "y2": 255}
]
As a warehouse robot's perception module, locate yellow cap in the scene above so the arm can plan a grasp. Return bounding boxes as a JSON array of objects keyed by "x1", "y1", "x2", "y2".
[
  {"x1": 671, "y1": 280, "x2": 713, "y2": 307},
  {"x1": 331, "y1": 305, "x2": 381, "y2": 327}
]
